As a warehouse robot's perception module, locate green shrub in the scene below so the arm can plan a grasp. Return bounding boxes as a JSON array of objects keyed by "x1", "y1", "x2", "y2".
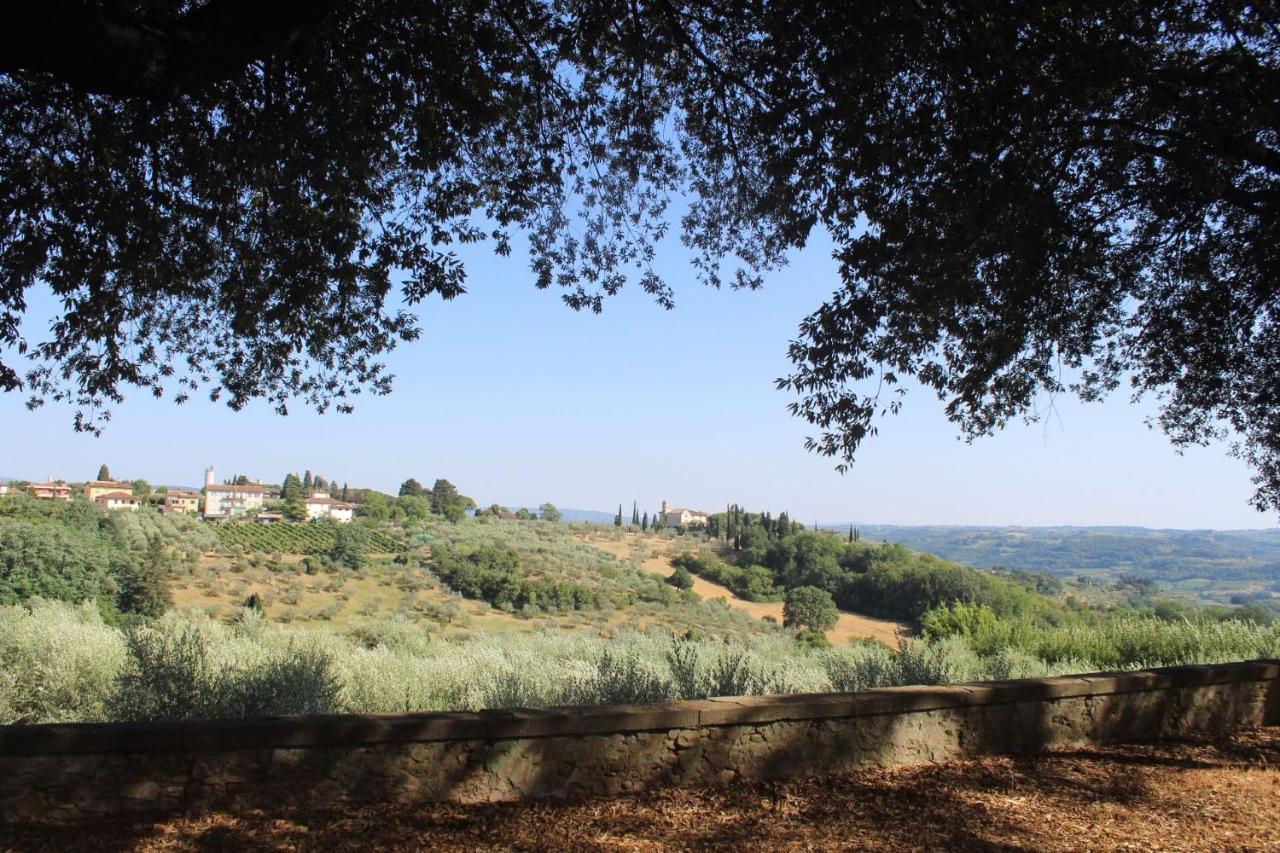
[
  {"x1": 347, "y1": 615, "x2": 433, "y2": 657},
  {"x1": 898, "y1": 636, "x2": 986, "y2": 686},
  {"x1": 794, "y1": 629, "x2": 832, "y2": 650},
  {"x1": 822, "y1": 641, "x2": 899, "y2": 692},
  {"x1": 0, "y1": 599, "x2": 125, "y2": 724},
  {"x1": 668, "y1": 566, "x2": 694, "y2": 590},
  {"x1": 109, "y1": 613, "x2": 341, "y2": 721}
]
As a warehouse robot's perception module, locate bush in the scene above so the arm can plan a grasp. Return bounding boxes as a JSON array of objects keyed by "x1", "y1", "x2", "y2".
[
  {"x1": 823, "y1": 641, "x2": 899, "y2": 692},
  {"x1": 920, "y1": 602, "x2": 999, "y2": 642},
  {"x1": 897, "y1": 636, "x2": 986, "y2": 686},
  {"x1": 0, "y1": 599, "x2": 125, "y2": 724},
  {"x1": 667, "y1": 566, "x2": 694, "y2": 590},
  {"x1": 109, "y1": 613, "x2": 341, "y2": 721},
  {"x1": 794, "y1": 629, "x2": 832, "y2": 649},
  {"x1": 348, "y1": 616, "x2": 433, "y2": 657}
]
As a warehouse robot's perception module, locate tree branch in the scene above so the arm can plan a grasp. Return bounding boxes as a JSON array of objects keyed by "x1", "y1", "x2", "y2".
[{"x1": 0, "y1": 0, "x2": 340, "y2": 99}]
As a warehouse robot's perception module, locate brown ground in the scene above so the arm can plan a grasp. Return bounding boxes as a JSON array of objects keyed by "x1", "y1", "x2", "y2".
[
  {"x1": 5, "y1": 729, "x2": 1279, "y2": 851},
  {"x1": 583, "y1": 531, "x2": 908, "y2": 646}
]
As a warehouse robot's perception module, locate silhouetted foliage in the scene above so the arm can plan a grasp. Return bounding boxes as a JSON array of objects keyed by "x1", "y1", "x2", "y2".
[{"x1": 2, "y1": 3, "x2": 1274, "y2": 506}]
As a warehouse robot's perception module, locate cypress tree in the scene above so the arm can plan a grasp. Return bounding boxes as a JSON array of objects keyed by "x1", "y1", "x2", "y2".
[
  {"x1": 641, "y1": 511, "x2": 649, "y2": 531},
  {"x1": 303, "y1": 470, "x2": 313, "y2": 491},
  {"x1": 97, "y1": 464, "x2": 111, "y2": 481},
  {"x1": 341, "y1": 482, "x2": 349, "y2": 501},
  {"x1": 632, "y1": 501, "x2": 639, "y2": 526},
  {"x1": 615, "y1": 504, "x2": 623, "y2": 527},
  {"x1": 848, "y1": 525, "x2": 854, "y2": 543}
]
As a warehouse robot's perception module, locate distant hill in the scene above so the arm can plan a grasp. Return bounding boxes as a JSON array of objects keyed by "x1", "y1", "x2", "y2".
[
  {"x1": 551, "y1": 507, "x2": 617, "y2": 524},
  {"x1": 824, "y1": 524, "x2": 1280, "y2": 583}
]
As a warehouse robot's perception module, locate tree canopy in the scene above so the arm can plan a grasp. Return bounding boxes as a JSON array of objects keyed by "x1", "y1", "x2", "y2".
[{"x1": 1, "y1": 1, "x2": 1276, "y2": 507}]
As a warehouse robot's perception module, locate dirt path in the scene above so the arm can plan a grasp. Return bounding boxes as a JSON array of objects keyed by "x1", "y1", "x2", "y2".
[{"x1": 582, "y1": 532, "x2": 907, "y2": 646}]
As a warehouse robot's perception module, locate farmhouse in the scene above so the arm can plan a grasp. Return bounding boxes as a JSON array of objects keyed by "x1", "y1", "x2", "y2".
[
  {"x1": 660, "y1": 500, "x2": 710, "y2": 528},
  {"x1": 28, "y1": 477, "x2": 71, "y2": 502},
  {"x1": 84, "y1": 480, "x2": 136, "y2": 502},
  {"x1": 162, "y1": 490, "x2": 201, "y2": 515},
  {"x1": 95, "y1": 491, "x2": 141, "y2": 512},
  {"x1": 303, "y1": 493, "x2": 355, "y2": 523}
]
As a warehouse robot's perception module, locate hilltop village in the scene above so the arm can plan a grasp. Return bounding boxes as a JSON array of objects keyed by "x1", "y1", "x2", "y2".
[{"x1": 3, "y1": 466, "x2": 354, "y2": 524}]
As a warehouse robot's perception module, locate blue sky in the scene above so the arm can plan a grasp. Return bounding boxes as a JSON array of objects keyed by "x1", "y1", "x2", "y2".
[{"x1": 0, "y1": 227, "x2": 1272, "y2": 530}]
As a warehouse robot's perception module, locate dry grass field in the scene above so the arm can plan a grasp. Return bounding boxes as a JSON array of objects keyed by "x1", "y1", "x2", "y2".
[{"x1": 6, "y1": 729, "x2": 1277, "y2": 851}]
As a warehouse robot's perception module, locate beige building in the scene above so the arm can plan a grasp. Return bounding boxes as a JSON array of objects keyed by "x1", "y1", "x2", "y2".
[
  {"x1": 201, "y1": 465, "x2": 279, "y2": 519},
  {"x1": 29, "y1": 478, "x2": 72, "y2": 502},
  {"x1": 303, "y1": 493, "x2": 355, "y2": 523},
  {"x1": 163, "y1": 490, "x2": 202, "y2": 515},
  {"x1": 660, "y1": 500, "x2": 710, "y2": 528},
  {"x1": 84, "y1": 480, "x2": 136, "y2": 502},
  {"x1": 95, "y1": 491, "x2": 141, "y2": 512}
]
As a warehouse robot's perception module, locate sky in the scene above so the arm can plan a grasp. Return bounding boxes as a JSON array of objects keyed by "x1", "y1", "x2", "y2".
[{"x1": 0, "y1": 227, "x2": 1273, "y2": 531}]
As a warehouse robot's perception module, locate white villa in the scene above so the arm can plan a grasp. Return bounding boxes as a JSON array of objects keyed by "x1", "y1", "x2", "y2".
[
  {"x1": 202, "y1": 466, "x2": 270, "y2": 519},
  {"x1": 303, "y1": 492, "x2": 355, "y2": 523},
  {"x1": 660, "y1": 500, "x2": 710, "y2": 528}
]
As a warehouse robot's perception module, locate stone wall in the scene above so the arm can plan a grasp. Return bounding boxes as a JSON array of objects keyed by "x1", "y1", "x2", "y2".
[{"x1": 2, "y1": 660, "x2": 1277, "y2": 822}]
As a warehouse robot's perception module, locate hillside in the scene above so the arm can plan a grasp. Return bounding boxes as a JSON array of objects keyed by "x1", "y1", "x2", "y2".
[
  {"x1": 580, "y1": 530, "x2": 907, "y2": 645},
  {"x1": 3, "y1": 492, "x2": 1279, "y2": 728},
  {"x1": 174, "y1": 516, "x2": 778, "y2": 641}
]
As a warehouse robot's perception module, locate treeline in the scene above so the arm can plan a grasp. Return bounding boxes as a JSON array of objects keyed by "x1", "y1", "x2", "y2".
[
  {"x1": 0, "y1": 494, "x2": 215, "y2": 622},
  {"x1": 706, "y1": 504, "x2": 807, "y2": 545},
  {"x1": 430, "y1": 545, "x2": 604, "y2": 612},
  {"x1": 674, "y1": 529, "x2": 1079, "y2": 627},
  {"x1": 671, "y1": 552, "x2": 780, "y2": 602}
]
